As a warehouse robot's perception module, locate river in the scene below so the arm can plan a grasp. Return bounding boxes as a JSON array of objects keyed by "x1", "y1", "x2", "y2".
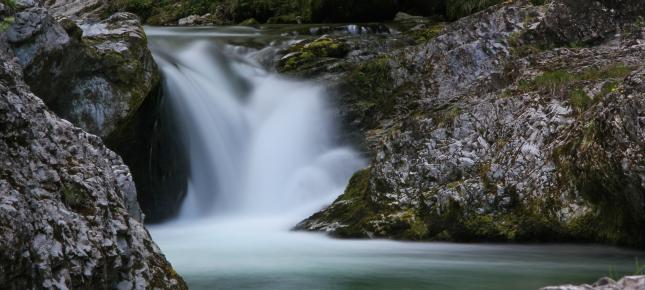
[{"x1": 145, "y1": 26, "x2": 644, "y2": 290}]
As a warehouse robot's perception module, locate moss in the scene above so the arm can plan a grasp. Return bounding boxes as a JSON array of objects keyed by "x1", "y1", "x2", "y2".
[
  {"x1": 278, "y1": 36, "x2": 349, "y2": 73},
  {"x1": 552, "y1": 118, "x2": 645, "y2": 247},
  {"x1": 0, "y1": 16, "x2": 13, "y2": 32},
  {"x1": 238, "y1": 17, "x2": 260, "y2": 26},
  {"x1": 344, "y1": 56, "x2": 395, "y2": 120},
  {"x1": 406, "y1": 22, "x2": 446, "y2": 44},
  {"x1": 433, "y1": 105, "x2": 462, "y2": 126},
  {"x1": 61, "y1": 183, "x2": 94, "y2": 215}
]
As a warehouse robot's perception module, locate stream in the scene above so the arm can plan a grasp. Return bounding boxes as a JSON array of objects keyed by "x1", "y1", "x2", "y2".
[{"x1": 145, "y1": 26, "x2": 644, "y2": 290}]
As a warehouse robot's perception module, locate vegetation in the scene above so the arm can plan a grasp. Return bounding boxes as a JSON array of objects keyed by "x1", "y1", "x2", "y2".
[
  {"x1": 445, "y1": 0, "x2": 503, "y2": 20},
  {"x1": 517, "y1": 64, "x2": 634, "y2": 111},
  {"x1": 406, "y1": 22, "x2": 446, "y2": 44},
  {"x1": 108, "y1": 0, "x2": 506, "y2": 25},
  {"x1": 0, "y1": 0, "x2": 15, "y2": 32}
]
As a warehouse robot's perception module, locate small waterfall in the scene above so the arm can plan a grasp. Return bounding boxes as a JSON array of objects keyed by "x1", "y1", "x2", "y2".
[{"x1": 148, "y1": 30, "x2": 364, "y2": 221}]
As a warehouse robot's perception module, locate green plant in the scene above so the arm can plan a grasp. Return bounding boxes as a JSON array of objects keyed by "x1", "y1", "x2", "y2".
[
  {"x1": 569, "y1": 88, "x2": 591, "y2": 110},
  {"x1": 635, "y1": 257, "x2": 645, "y2": 275},
  {"x1": 3, "y1": 0, "x2": 16, "y2": 10},
  {"x1": 0, "y1": 16, "x2": 13, "y2": 31},
  {"x1": 445, "y1": 0, "x2": 503, "y2": 20}
]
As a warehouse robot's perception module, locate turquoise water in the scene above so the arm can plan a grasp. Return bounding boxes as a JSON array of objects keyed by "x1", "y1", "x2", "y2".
[{"x1": 150, "y1": 217, "x2": 644, "y2": 290}]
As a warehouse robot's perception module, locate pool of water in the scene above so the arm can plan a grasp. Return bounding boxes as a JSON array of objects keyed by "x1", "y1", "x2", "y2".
[{"x1": 151, "y1": 217, "x2": 644, "y2": 290}]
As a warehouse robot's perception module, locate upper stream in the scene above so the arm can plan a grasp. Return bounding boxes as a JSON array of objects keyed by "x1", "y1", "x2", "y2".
[{"x1": 145, "y1": 26, "x2": 644, "y2": 290}]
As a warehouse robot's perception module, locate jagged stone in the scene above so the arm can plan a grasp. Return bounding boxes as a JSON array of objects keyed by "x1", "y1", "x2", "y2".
[
  {"x1": 0, "y1": 32, "x2": 187, "y2": 289},
  {"x1": 541, "y1": 275, "x2": 645, "y2": 290},
  {"x1": 296, "y1": 0, "x2": 645, "y2": 247}
]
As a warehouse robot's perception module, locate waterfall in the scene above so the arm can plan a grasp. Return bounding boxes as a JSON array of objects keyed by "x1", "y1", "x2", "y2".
[{"x1": 148, "y1": 28, "x2": 365, "y2": 222}]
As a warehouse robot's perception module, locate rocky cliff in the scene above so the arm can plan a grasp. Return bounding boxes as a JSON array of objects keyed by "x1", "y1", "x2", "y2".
[
  {"x1": 0, "y1": 28, "x2": 187, "y2": 290},
  {"x1": 4, "y1": 0, "x2": 189, "y2": 223},
  {"x1": 294, "y1": 0, "x2": 645, "y2": 247}
]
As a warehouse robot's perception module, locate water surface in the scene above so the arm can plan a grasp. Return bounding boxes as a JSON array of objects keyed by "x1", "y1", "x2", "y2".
[{"x1": 146, "y1": 26, "x2": 644, "y2": 290}]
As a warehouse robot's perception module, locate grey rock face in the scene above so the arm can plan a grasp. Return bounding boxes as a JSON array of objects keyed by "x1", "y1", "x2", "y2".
[
  {"x1": 7, "y1": 7, "x2": 70, "y2": 65},
  {"x1": 0, "y1": 35, "x2": 186, "y2": 289},
  {"x1": 9, "y1": 1, "x2": 188, "y2": 223},
  {"x1": 541, "y1": 275, "x2": 645, "y2": 290},
  {"x1": 297, "y1": 0, "x2": 645, "y2": 246},
  {"x1": 11, "y1": 10, "x2": 159, "y2": 139},
  {"x1": 45, "y1": 0, "x2": 106, "y2": 21}
]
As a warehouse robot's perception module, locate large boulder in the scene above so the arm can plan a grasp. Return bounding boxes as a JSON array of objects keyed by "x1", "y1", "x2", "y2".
[
  {"x1": 0, "y1": 32, "x2": 187, "y2": 289},
  {"x1": 297, "y1": 0, "x2": 645, "y2": 247},
  {"x1": 9, "y1": 6, "x2": 159, "y2": 139},
  {"x1": 7, "y1": 1, "x2": 189, "y2": 223}
]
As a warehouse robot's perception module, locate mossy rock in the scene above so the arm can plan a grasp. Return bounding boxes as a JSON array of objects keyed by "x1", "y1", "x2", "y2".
[
  {"x1": 61, "y1": 182, "x2": 95, "y2": 216},
  {"x1": 238, "y1": 17, "x2": 260, "y2": 26},
  {"x1": 278, "y1": 35, "x2": 350, "y2": 74}
]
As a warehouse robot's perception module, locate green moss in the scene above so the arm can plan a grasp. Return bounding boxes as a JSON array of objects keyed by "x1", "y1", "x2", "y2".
[
  {"x1": 61, "y1": 183, "x2": 94, "y2": 215},
  {"x1": 433, "y1": 105, "x2": 462, "y2": 126},
  {"x1": 0, "y1": 16, "x2": 13, "y2": 32},
  {"x1": 278, "y1": 36, "x2": 349, "y2": 73},
  {"x1": 406, "y1": 22, "x2": 446, "y2": 44},
  {"x1": 238, "y1": 17, "x2": 260, "y2": 26},
  {"x1": 552, "y1": 119, "x2": 645, "y2": 247},
  {"x1": 344, "y1": 56, "x2": 395, "y2": 119}
]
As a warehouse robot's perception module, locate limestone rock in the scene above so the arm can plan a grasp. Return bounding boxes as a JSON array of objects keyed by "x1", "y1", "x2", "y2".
[
  {"x1": 0, "y1": 32, "x2": 187, "y2": 289},
  {"x1": 541, "y1": 275, "x2": 645, "y2": 290},
  {"x1": 296, "y1": 0, "x2": 645, "y2": 247}
]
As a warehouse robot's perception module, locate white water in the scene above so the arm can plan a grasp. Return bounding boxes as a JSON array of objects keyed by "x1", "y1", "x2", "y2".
[
  {"x1": 146, "y1": 27, "x2": 644, "y2": 290},
  {"x1": 152, "y1": 35, "x2": 364, "y2": 221}
]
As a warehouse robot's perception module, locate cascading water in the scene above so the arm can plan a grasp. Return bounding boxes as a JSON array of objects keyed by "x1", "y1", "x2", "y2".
[
  {"x1": 146, "y1": 27, "x2": 644, "y2": 290},
  {"x1": 149, "y1": 28, "x2": 364, "y2": 221}
]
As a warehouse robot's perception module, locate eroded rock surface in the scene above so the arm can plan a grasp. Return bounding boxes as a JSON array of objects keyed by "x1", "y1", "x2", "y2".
[
  {"x1": 0, "y1": 29, "x2": 187, "y2": 289},
  {"x1": 9, "y1": 1, "x2": 158, "y2": 139},
  {"x1": 296, "y1": 0, "x2": 645, "y2": 246},
  {"x1": 542, "y1": 275, "x2": 645, "y2": 290}
]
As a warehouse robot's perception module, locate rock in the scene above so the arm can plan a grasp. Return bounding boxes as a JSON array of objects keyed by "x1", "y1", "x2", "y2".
[
  {"x1": 8, "y1": 2, "x2": 188, "y2": 223},
  {"x1": 541, "y1": 275, "x2": 645, "y2": 290},
  {"x1": 46, "y1": 0, "x2": 106, "y2": 20},
  {"x1": 394, "y1": 12, "x2": 426, "y2": 23},
  {"x1": 178, "y1": 14, "x2": 212, "y2": 26},
  {"x1": 238, "y1": 17, "x2": 260, "y2": 26},
  {"x1": 0, "y1": 32, "x2": 187, "y2": 290},
  {"x1": 528, "y1": 0, "x2": 645, "y2": 46},
  {"x1": 296, "y1": 0, "x2": 645, "y2": 247},
  {"x1": 10, "y1": 10, "x2": 159, "y2": 139},
  {"x1": 278, "y1": 35, "x2": 350, "y2": 75}
]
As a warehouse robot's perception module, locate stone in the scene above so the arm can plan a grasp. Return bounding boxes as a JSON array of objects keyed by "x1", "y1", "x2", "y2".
[
  {"x1": 0, "y1": 32, "x2": 187, "y2": 289},
  {"x1": 296, "y1": 0, "x2": 645, "y2": 246},
  {"x1": 541, "y1": 275, "x2": 645, "y2": 290}
]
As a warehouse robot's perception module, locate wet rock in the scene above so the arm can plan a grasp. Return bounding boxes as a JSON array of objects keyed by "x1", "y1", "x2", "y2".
[
  {"x1": 0, "y1": 33, "x2": 187, "y2": 290},
  {"x1": 10, "y1": 9, "x2": 158, "y2": 140},
  {"x1": 297, "y1": 0, "x2": 645, "y2": 246},
  {"x1": 541, "y1": 275, "x2": 645, "y2": 290},
  {"x1": 178, "y1": 14, "x2": 213, "y2": 26}
]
